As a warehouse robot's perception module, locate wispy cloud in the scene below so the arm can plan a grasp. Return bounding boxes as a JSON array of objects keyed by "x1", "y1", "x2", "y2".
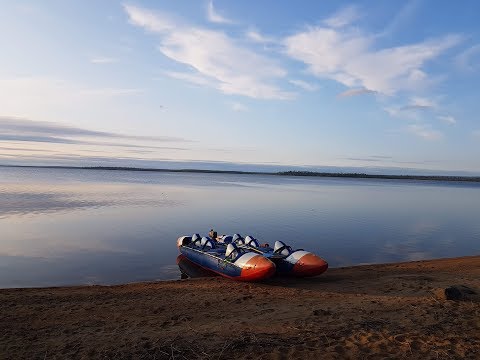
[
  {"x1": 407, "y1": 124, "x2": 443, "y2": 140},
  {"x1": 323, "y1": 5, "x2": 361, "y2": 28},
  {"x1": 246, "y1": 29, "x2": 274, "y2": 44},
  {"x1": 124, "y1": 4, "x2": 293, "y2": 100},
  {"x1": 0, "y1": 116, "x2": 186, "y2": 143},
  {"x1": 337, "y1": 87, "x2": 376, "y2": 98},
  {"x1": 0, "y1": 133, "x2": 190, "y2": 151},
  {"x1": 384, "y1": 107, "x2": 401, "y2": 118},
  {"x1": 164, "y1": 71, "x2": 215, "y2": 87},
  {"x1": 206, "y1": 1, "x2": 233, "y2": 24},
  {"x1": 371, "y1": 155, "x2": 393, "y2": 159},
  {"x1": 385, "y1": 97, "x2": 438, "y2": 121},
  {"x1": 401, "y1": 97, "x2": 436, "y2": 110},
  {"x1": 0, "y1": 134, "x2": 81, "y2": 145},
  {"x1": 437, "y1": 115, "x2": 456, "y2": 125},
  {"x1": 455, "y1": 44, "x2": 480, "y2": 72},
  {"x1": 0, "y1": 146, "x2": 52, "y2": 153},
  {"x1": 345, "y1": 156, "x2": 431, "y2": 166},
  {"x1": 231, "y1": 102, "x2": 248, "y2": 112},
  {"x1": 124, "y1": 4, "x2": 178, "y2": 32},
  {"x1": 379, "y1": 0, "x2": 421, "y2": 38},
  {"x1": 284, "y1": 20, "x2": 461, "y2": 95},
  {"x1": 346, "y1": 157, "x2": 382, "y2": 162},
  {"x1": 90, "y1": 56, "x2": 118, "y2": 64},
  {"x1": 289, "y1": 79, "x2": 318, "y2": 92}
]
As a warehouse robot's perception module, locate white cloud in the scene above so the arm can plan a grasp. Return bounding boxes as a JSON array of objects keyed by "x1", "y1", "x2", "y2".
[
  {"x1": 337, "y1": 87, "x2": 375, "y2": 98},
  {"x1": 90, "y1": 56, "x2": 118, "y2": 64},
  {"x1": 323, "y1": 5, "x2": 361, "y2": 28},
  {"x1": 437, "y1": 115, "x2": 456, "y2": 125},
  {"x1": 401, "y1": 96, "x2": 436, "y2": 110},
  {"x1": 411, "y1": 97, "x2": 436, "y2": 108},
  {"x1": 165, "y1": 71, "x2": 215, "y2": 87},
  {"x1": 384, "y1": 107, "x2": 400, "y2": 118},
  {"x1": 407, "y1": 124, "x2": 443, "y2": 140},
  {"x1": 455, "y1": 44, "x2": 480, "y2": 72},
  {"x1": 289, "y1": 79, "x2": 318, "y2": 91},
  {"x1": 385, "y1": 97, "x2": 438, "y2": 121},
  {"x1": 384, "y1": 106, "x2": 420, "y2": 121},
  {"x1": 124, "y1": 4, "x2": 293, "y2": 100},
  {"x1": 246, "y1": 29, "x2": 274, "y2": 44},
  {"x1": 123, "y1": 4, "x2": 177, "y2": 33},
  {"x1": 284, "y1": 23, "x2": 461, "y2": 95},
  {"x1": 231, "y1": 102, "x2": 248, "y2": 112},
  {"x1": 206, "y1": 1, "x2": 233, "y2": 24}
]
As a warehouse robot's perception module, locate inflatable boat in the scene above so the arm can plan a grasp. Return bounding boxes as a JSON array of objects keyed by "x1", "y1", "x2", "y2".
[
  {"x1": 177, "y1": 234, "x2": 276, "y2": 281},
  {"x1": 220, "y1": 234, "x2": 328, "y2": 277}
]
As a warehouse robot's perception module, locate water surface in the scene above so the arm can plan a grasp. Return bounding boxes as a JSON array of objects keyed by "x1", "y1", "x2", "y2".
[{"x1": 1, "y1": 167, "x2": 479, "y2": 288}]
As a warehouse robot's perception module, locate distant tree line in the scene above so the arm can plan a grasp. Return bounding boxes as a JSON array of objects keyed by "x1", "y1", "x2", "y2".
[
  {"x1": 2, "y1": 165, "x2": 479, "y2": 182},
  {"x1": 276, "y1": 171, "x2": 480, "y2": 182}
]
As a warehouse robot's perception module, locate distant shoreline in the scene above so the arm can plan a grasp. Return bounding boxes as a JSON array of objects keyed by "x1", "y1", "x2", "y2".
[{"x1": 1, "y1": 164, "x2": 480, "y2": 182}]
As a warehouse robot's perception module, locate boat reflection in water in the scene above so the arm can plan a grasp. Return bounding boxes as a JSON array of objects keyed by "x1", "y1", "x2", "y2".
[{"x1": 176, "y1": 254, "x2": 218, "y2": 279}]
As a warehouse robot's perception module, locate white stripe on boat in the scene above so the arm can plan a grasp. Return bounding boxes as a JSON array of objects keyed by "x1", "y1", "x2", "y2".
[
  {"x1": 234, "y1": 253, "x2": 258, "y2": 268},
  {"x1": 286, "y1": 250, "x2": 310, "y2": 263}
]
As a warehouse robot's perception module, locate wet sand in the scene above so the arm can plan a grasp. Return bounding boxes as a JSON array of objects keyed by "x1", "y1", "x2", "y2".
[{"x1": 1, "y1": 256, "x2": 479, "y2": 359}]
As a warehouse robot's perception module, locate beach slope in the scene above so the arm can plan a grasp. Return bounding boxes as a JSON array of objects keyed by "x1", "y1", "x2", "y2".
[{"x1": 1, "y1": 256, "x2": 479, "y2": 359}]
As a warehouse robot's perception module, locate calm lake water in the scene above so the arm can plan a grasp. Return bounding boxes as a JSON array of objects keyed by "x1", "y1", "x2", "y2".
[{"x1": 1, "y1": 166, "x2": 479, "y2": 288}]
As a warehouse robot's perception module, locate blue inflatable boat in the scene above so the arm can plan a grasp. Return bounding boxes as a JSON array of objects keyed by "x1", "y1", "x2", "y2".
[{"x1": 177, "y1": 234, "x2": 276, "y2": 281}]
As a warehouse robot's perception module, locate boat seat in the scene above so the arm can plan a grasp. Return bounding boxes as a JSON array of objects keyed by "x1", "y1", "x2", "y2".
[
  {"x1": 225, "y1": 243, "x2": 242, "y2": 261},
  {"x1": 203, "y1": 239, "x2": 216, "y2": 250},
  {"x1": 232, "y1": 234, "x2": 243, "y2": 243},
  {"x1": 190, "y1": 234, "x2": 202, "y2": 247},
  {"x1": 192, "y1": 237, "x2": 203, "y2": 248},
  {"x1": 196, "y1": 236, "x2": 214, "y2": 249},
  {"x1": 245, "y1": 235, "x2": 259, "y2": 248},
  {"x1": 192, "y1": 233, "x2": 201, "y2": 242},
  {"x1": 234, "y1": 235, "x2": 245, "y2": 245},
  {"x1": 221, "y1": 235, "x2": 233, "y2": 244},
  {"x1": 273, "y1": 240, "x2": 292, "y2": 256}
]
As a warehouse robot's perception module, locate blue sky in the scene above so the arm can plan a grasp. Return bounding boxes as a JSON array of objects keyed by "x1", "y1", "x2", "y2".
[{"x1": 1, "y1": 0, "x2": 479, "y2": 174}]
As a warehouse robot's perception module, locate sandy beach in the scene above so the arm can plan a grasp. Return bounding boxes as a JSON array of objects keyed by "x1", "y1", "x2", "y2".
[{"x1": 1, "y1": 255, "x2": 479, "y2": 359}]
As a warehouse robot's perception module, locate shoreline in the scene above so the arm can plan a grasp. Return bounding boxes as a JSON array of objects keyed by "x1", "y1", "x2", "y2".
[
  {"x1": 2, "y1": 255, "x2": 479, "y2": 359},
  {"x1": 2, "y1": 164, "x2": 480, "y2": 183}
]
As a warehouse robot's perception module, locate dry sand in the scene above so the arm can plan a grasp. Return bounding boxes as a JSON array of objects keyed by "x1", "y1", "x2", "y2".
[{"x1": 1, "y1": 256, "x2": 480, "y2": 359}]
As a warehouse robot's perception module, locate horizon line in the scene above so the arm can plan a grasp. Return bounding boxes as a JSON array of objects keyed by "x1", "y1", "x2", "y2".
[{"x1": 1, "y1": 164, "x2": 479, "y2": 183}]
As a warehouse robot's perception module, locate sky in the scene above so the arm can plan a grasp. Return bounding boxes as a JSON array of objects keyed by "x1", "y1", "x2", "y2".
[{"x1": 1, "y1": 0, "x2": 480, "y2": 174}]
